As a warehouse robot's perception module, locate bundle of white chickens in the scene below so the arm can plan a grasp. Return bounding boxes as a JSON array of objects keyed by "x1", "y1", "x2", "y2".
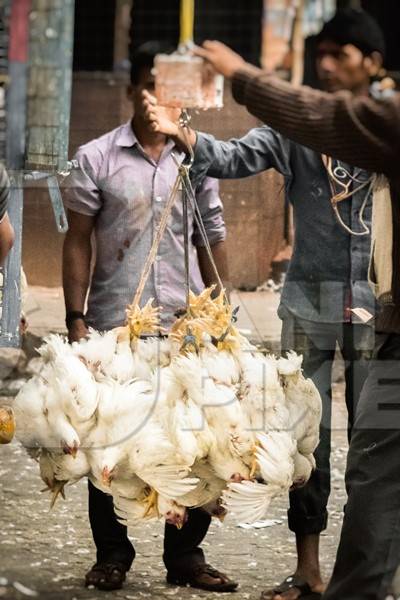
[{"x1": 13, "y1": 287, "x2": 322, "y2": 527}]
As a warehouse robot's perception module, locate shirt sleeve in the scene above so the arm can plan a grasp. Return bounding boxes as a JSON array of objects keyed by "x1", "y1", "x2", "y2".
[
  {"x1": 63, "y1": 145, "x2": 103, "y2": 216},
  {"x1": 192, "y1": 176, "x2": 226, "y2": 247},
  {"x1": 0, "y1": 163, "x2": 10, "y2": 222},
  {"x1": 191, "y1": 126, "x2": 292, "y2": 188},
  {"x1": 232, "y1": 66, "x2": 400, "y2": 178}
]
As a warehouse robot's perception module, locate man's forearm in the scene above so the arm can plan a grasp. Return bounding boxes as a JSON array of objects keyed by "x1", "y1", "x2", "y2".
[
  {"x1": 62, "y1": 236, "x2": 92, "y2": 314},
  {"x1": 232, "y1": 66, "x2": 400, "y2": 177},
  {"x1": 0, "y1": 214, "x2": 14, "y2": 266},
  {"x1": 197, "y1": 241, "x2": 230, "y2": 297}
]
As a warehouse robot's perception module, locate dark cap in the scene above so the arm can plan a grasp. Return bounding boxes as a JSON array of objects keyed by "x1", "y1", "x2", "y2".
[{"x1": 316, "y1": 8, "x2": 386, "y2": 60}]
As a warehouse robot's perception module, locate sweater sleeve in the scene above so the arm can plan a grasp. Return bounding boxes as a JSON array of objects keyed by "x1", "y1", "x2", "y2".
[
  {"x1": 232, "y1": 66, "x2": 400, "y2": 178},
  {"x1": 0, "y1": 163, "x2": 10, "y2": 222}
]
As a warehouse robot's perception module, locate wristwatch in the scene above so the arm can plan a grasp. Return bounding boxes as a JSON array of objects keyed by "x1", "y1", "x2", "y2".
[{"x1": 65, "y1": 311, "x2": 86, "y2": 329}]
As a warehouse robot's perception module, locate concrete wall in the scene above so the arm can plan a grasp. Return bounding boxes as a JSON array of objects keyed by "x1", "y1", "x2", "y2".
[{"x1": 22, "y1": 73, "x2": 285, "y2": 289}]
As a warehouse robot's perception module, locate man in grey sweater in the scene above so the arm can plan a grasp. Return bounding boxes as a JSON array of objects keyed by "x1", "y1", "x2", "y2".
[
  {"x1": 145, "y1": 9, "x2": 387, "y2": 600},
  {"x1": 155, "y1": 14, "x2": 400, "y2": 600}
]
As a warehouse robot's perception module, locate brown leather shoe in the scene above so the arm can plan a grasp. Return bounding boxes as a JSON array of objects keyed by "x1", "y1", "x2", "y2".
[
  {"x1": 167, "y1": 563, "x2": 239, "y2": 592},
  {"x1": 85, "y1": 562, "x2": 128, "y2": 591}
]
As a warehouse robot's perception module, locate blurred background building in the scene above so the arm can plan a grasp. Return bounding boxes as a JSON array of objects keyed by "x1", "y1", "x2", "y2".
[{"x1": 7, "y1": 0, "x2": 400, "y2": 291}]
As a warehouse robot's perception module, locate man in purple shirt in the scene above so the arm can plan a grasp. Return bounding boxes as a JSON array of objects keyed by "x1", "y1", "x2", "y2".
[{"x1": 62, "y1": 42, "x2": 235, "y2": 593}]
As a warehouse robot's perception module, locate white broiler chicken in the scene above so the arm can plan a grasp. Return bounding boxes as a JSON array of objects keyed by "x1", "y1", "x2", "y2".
[
  {"x1": 45, "y1": 350, "x2": 99, "y2": 448},
  {"x1": 15, "y1": 334, "x2": 98, "y2": 456},
  {"x1": 114, "y1": 484, "x2": 188, "y2": 528},
  {"x1": 131, "y1": 337, "x2": 171, "y2": 381},
  {"x1": 42, "y1": 381, "x2": 81, "y2": 456},
  {"x1": 199, "y1": 341, "x2": 240, "y2": 387},
  {"x1": 101, "y1": 327, "x2": 135, "y2": 383},
  {"x1": 72, "y1": 328, "x2": 118, "y2": 377},
  {"x1": 237, "y1": 349, "x2": 289, "y2": 432},
  {"x1": 222, "y1": 479, "x2": 281, "y2": 524},
  {"x1": 155, "y1": 362, "x2": 215, "y2": 467},
  {"x1": 277, "y1": 352, "x2": 322, "y2": 458},
  {"x1": 89, "y1": 379, "x2": 198, "y2": 523},
  {"x1": 14, "y1": 374, "x2": 69, "y2": 456},
  {"x1": 168, "y1": 354, "x2": 253, "y2": 483},
  {"x1": 292, "y1": 451, "x2": 316, "y2": 489},
  {"x1": 177, "y1": 459, "x2": 227, "y2": 517},
  {"x1": 40, "y1": 448, "x2": 90, "y2": 507},
  {"x1": 222, "y1": 430, "x2": 297, "y2": 524}
]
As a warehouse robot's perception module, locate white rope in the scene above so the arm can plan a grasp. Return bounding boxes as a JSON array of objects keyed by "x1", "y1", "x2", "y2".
[
  {"x1": 132, "y1": 174, "x2": 181, "y2": 308},
  {"x1": 179, "y1": 165, "x2": 227, "y2": 301},
  {"x1": 133, "y1": 111, "x2": 227, "y2": 312},
  {"x1": 323, "y1": 155, "x2": 375, "y2": 236}
]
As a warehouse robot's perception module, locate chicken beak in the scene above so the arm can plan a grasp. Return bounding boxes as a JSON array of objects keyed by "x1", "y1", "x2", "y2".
[
  {"x1": 62, "y1": 442, "x2": 79, "y2": 459},
  {"x1": 218, "y1": 513, "x2": 226, "y2": 523},
  {"x1": 174, "y1": 509, "x2": 188, "y2": 530}
]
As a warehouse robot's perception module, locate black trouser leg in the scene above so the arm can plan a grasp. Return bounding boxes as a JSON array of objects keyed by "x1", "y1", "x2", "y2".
[
  {"x1": 282, "y1": 316, "x2": 336, "y2": 535},
  {"x1": 341, "y1": 323, "x2": 374, "y2": 442},
  {"x1": 163, "y1": 508, "x2": 211, "y2": 572},
  {"x1": 88, "y1": 480, "x2": 135, "y2": 569},
  {"x1": 324, "y1": 333, "x2": 400, "y2": 600}
]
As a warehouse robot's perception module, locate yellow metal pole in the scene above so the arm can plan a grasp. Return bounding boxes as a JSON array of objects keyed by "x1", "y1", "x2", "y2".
[
  {"x1": 291, "y1": 0, "x2": 305, "y2": 86},
  {"x1": 179, "y1": 0, "x2": 195, "y2": 46}
]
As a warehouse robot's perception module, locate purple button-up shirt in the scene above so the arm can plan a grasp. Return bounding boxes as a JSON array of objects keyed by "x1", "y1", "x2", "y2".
[{"x1": 63, "y1": 121, "x2": 226, "y2": 330}]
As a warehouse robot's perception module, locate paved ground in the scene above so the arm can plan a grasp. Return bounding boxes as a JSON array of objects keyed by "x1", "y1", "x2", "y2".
[{"x1": 0, "y1": 286, "x2": 349, "y2": 600}]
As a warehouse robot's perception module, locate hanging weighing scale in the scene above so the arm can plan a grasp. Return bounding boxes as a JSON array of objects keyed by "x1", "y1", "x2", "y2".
[{"x1": 154, "y1": 0, "x2": 224, "y2": 110}]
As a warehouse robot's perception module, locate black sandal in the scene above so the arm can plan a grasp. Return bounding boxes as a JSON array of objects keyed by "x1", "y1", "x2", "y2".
[
  {"x1": 167, "y1": 563, "x2": 238, "y2": 593},
  {"x1": 261, "y1": 575, "x2": 322, "y2": 599},
  {"x1": 85, "y1": 561, "x2": 128, "y2": 591}
]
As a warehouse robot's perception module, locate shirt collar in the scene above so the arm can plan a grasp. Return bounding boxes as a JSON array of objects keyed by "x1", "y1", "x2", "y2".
[
  {"x1": 116, "y1": 121, "x2": 138, "y2": 148},
  {"x1": 115, "y1": 120, "x2": 184, "y2": 161}
]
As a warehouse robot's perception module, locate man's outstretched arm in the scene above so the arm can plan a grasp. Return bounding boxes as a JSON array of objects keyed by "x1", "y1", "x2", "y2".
[
  {"x1": 142, "y1": 91, "x2": 292, "y2": 187},
  {"x1": 196, "y1": 41, "x2": 400, "y2": 178}
]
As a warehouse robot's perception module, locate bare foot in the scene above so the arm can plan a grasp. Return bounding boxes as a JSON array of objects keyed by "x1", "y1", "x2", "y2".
[{"x1": 260, "y1": 578, "x2": 326, "y2": 600}]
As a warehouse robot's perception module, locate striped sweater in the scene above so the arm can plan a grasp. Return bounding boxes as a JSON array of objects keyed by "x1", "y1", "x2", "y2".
[
  {"x1": 232, "y1": 66, "x2": 400, "y2": 334},
  {"x1": 0, "y1": 163, "x2": 9, "y2": 222}
]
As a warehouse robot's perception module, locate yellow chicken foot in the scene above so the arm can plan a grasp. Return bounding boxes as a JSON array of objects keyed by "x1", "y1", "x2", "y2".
[
  {"x1": 49, "y1": 480, "x2": 67, "y2": 509},
  {"x1": 143, "y1": 488, "x2": 159, "y2": 518},
  {"x1": 249, "y1": 442, "x2": 260, "y2": 479}
]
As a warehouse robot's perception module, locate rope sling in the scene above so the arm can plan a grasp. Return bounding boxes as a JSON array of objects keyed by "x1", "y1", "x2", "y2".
[{"x1": 132, "y1": 116, "x2": 226, "y2": 314}]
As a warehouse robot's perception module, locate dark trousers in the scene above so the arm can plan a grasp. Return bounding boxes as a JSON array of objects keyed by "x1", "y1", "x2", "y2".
[
  {"x1": 324, "y1": 333, "x2": 400, "y2": 600},
  {"x1": 88, "y1": 480, "x2": 211, "y2": 571},
  {"x1": 281, "y1": 316, "x2": 374, "y2": 536}
]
